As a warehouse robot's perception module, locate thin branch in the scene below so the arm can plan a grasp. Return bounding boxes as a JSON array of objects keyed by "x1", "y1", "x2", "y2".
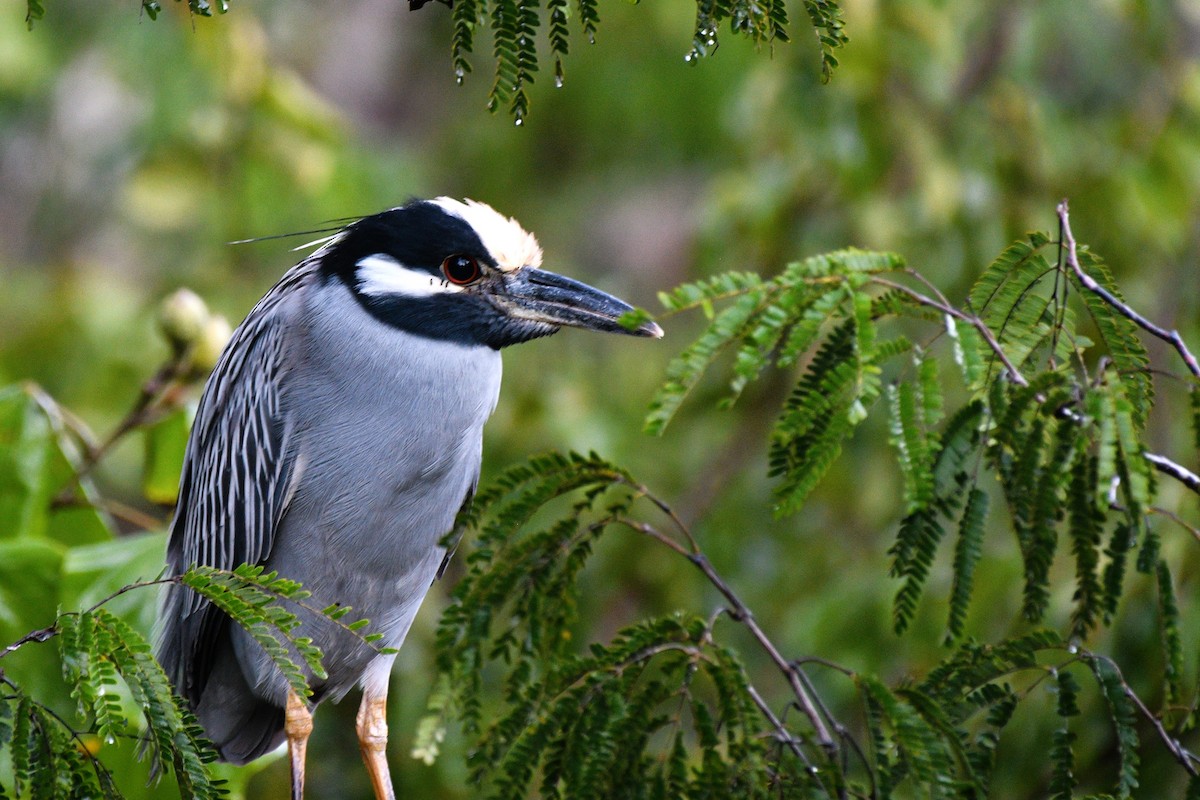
[
  {"x1": 0, "y1": 625, "x2": 58, "y2": 661},
  {"x1": 881, "y1": 266, "x2": 1200, "y2": 497},
  {"x1": 1144, "y1": 452, "x2": 1200, "y2": 495},
  {"x1": 1058, "y1": 200, "x2": 1200, "y2": 379},
  {"x1": 52, "y1": 494, "x2": 168, "y2": 531},
  {"x1": 624, "y1": 479, "x2": 700, "y2": 553},
  {"x1": 1085, "y1": 651, "x2": 1200, "y2": 776},
  {"x1": 870, "y1": 276, "x2": 1029, "y2": 386},
  {"x1": 1149, "y1": 505, "x2": 1200, "y2": 544},
  {"x1": 0, "y1": 576, "x2": 180, "y2": 662},
  {"x1": 79, "y1": 356, "x2": 193, "y2": 476},
  {"x1": 744, "y1": 681, "x2": 817, "y2": 770},
  {"x1": 45, "y1": 352, "x2": 196, "y2": 519},
  {"x1": 616, "y1": 513, "x2": 839, "y2": 755}
]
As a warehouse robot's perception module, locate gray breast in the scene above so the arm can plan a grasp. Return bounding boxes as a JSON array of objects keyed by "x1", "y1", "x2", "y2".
[{"x1": 234, "y1": 278, "x2": 502, "y2": 704}]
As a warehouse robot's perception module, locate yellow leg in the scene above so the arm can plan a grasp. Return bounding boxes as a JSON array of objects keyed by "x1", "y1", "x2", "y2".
[
  {"x1": 356, "y1": 688, "x2": 395, "y2": 800},
  {"x1": 285, "y1": 689, "x2": 314, "y2": 800}
]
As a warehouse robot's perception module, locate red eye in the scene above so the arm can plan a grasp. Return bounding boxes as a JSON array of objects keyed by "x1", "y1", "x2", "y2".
[{"x1": 441, "y1": 255, "x2": 481, "y2": 285}]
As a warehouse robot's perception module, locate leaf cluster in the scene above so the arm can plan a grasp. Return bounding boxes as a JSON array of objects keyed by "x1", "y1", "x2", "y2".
[
  {"x1": 441, "y1": 0, "x2": 842, "y2": 122},
  {"x1": 429, "y1": 222, "x2": 1198, "y2": 797},
  {"x1": 0, "y1": 560, "x2": 391, "y2": 799},
  {"x1": 647, "y1": 249, "x2": 910, "y2": 516},
  {"x1": 418, "y1": 452, "x2": 830, "y2": 797}
]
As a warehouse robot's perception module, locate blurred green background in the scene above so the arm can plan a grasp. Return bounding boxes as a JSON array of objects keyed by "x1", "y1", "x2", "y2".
[{"x1": 2, "y1": 0, "x2": 1199, "y2": 796}]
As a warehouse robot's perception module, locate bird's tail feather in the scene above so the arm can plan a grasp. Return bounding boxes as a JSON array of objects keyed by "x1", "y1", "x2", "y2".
[{"x1": 194, "y1": 646, "x2": 286, "y2": 764}]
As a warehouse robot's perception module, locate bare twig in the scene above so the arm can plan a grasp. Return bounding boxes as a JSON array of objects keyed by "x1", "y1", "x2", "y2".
[
  {"x1": 0, "y1": 574, "x2": 180, "y2": 661},
  {"x1": 1057, "y1": 200, "x2": 1200, "y2": 379},
  {"x1": 688, "y1": 549, "x2": 838, "y2": 751}
]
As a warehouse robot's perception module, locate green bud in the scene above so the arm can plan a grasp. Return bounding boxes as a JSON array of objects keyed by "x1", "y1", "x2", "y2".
[
  {"x1": 158, "y1": 288, "x2": 210, "y2": 351},
  {"x1": 190, "y1": 315, "x2": 232, "y2": 375}
]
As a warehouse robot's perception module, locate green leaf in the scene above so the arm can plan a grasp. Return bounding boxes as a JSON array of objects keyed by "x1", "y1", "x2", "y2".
[
  {"x1": 887, "y1": 379, "x2": 934, "y2": 515},
  {"x1": 947, "y1": 316, "x2": 986, "y2": 388},
  {"x1": 1090, "y1": 657, "x2": 1140, "y2": 798},
  {"x1": 783, "y1": 247, "x2": 904, "y2": 280},
  {"x1": 0, "y1": 385, "x2": 67, "y2": 542},
  {"x1": 656, "y1": 271, "x2": 763, "y2": 313},
  {"x1": 142, "y1": 406, "x2": 192, "y2": 505},
  {"x1": 1155, "y1": 560, "x2": 1184, "y2": 706},
  {"x1": 0, "y1": 384, "x2": 110, "y2": 547},
  {"x1": 1101, "y1": 523, "x2": 1135, "y2": 624},
  {"x1": 945, "y1": 487, "x2": 988, "y2": 643},
  {"x1": 181, "y1": 565, "x2": 325, "y2": 699},
  {"x1": 968, "y1": 233, "x2": 1052, "y2": 316},
  {"x1": 616, "y1": 308, "x2": 656, "y2": 334},
  {"x1": 1018, "y1": 416, "x2": 1075, "y2": 623},
  {"x1": 859, "y1": 675, "x2": 959, "y2": 798},
  {"x1": 774, "y1": 284, "x2": 848, "y2": 368},
  {"x1": 1067, "y1": 453, "x2": 1104, "y2": 634},
  {"x1": 1190, "y1": 387, "x2": 1200, "y2": 452},
  {"x1": 645, "y1": 291, "x2": 763, "y2": 435},
  {"x1": 890, "y1": 400, "x2": 984, "y2": 635},
  {"x1": 25, "y1": 0, "x2": 44, "y2": 30},
  {"x1": 800, "y1": 0, "x2": 846, "y2": 81},
  {"x1": 1072, "y1": 249, "x2": 1153, "y2": 429},
  {"x1": 89, "y1": 607, "x2": 223, "y2": 797},
  {"x1": 769, "y1": 320, "x2": 860, "y2": 515},
  {"x1": 1049, "y1": 670, "x2": 1080, "y2": 800},
  {"x1": 10, "y1": 695, "x2": 33, "y2": 795}
]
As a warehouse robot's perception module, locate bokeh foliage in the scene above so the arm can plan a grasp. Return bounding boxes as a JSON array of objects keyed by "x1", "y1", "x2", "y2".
[{"x1": 2, "y1": 0, "x2": 1200, "y2": 798}]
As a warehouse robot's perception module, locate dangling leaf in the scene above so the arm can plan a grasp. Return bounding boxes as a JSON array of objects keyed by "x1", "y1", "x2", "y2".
[
  {"x1": 1156, "y1": 560, "x2": 1184, "y2": 706},
  {"x1": 1090, "y1": 657, "x2": 1140, "y2": 798},
  {"x1": 945, "y1": 487, "x2": 989, "y2": 643},
  {"x1": 1019, "y1": 417, "x2": 1075, "y2": 623},
  {"x1": 645, "y1": 291, "x2": 763, "y2": 435},
  {"x1": 1072, "y1": 249, "x2": 1153, "y2": 429},
  {"x1": 1067, "y1": 453, "x2": 1104, "y2": 634},
  {"x1": 769, "y1": 320, "x2": 860, "y2": 515},
  {"x1": 1049, "y1": 670, "x2": 1080, "y2": 800},
  {"x1": 888, "y1": 379, "x2": 934, "y2": 515},
  {"x1": 968, "y1": 233, "x2": 1052, "y2": 317}
]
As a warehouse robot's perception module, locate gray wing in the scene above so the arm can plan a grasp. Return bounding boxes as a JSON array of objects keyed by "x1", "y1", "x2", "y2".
[{"x1": 157, "y1": 262, "x2": 313, "y2": 704}]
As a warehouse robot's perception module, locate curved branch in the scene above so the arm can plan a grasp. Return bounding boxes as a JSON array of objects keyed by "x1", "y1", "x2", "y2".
[{"x1": 1057, "y1": 200, "x2": 1200, "y2": 379}]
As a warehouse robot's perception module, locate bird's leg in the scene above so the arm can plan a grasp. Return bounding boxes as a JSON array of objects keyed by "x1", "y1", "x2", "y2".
[
  {"x1": 285, "y1": 689, "x2": 314, "y2": 800},
  {"x1": 356, "y1": 686, "x2": 395, "y2": 800}
]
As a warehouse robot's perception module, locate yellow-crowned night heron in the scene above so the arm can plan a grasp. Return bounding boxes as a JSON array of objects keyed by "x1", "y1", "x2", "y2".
[{"x1": 155, "y1": 198, "x2": 661, "y2": 799}]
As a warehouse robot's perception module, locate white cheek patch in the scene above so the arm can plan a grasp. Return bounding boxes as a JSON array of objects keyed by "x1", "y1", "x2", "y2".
[{"x1": 355, "y1": 254, "x2": 463, "y2": 298}]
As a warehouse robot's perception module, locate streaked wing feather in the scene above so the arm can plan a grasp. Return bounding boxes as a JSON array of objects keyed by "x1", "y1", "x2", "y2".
[{"x1": 159, "y1": 261, "x2": 315, "y2": 701}]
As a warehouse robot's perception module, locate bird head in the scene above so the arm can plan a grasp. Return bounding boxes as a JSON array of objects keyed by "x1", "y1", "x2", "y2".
[{"x1": 319, "y1": 198, "x2": 663, "y2": 349}]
